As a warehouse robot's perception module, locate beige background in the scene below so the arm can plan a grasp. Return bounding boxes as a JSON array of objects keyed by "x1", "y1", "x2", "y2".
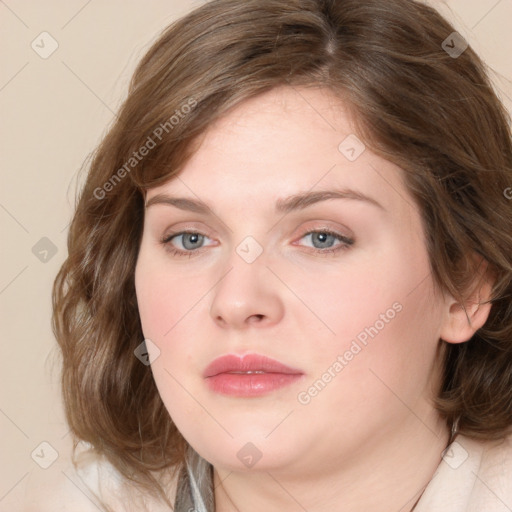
[{"x1": 0, "y1": 0, "x2": 511, "y2": 508}]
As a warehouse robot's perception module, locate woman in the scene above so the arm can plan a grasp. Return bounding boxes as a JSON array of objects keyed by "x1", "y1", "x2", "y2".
[{"x1": 51, "y1": 0, "x2": 512, "y2": 510}]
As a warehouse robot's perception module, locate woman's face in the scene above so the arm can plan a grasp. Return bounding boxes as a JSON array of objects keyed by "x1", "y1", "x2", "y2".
[{"x1": 135, "y1": 86, "x2": 449, "y2": 475}]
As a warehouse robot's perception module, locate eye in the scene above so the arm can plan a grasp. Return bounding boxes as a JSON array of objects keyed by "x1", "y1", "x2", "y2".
[
  {"x1": 161, "y1": 228, "x2": 354, "y2": 258},
  {"x1": 161, "y1": 230, "x2": 214, "y2": 257},
  {"x1": 296, "y1": 229, "x2": 354, "y2": 255}
]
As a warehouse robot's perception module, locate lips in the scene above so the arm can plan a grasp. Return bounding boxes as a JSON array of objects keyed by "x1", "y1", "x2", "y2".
[
  {"x1": 203, "y1": 353, "x2": 304, "y2": 397},
  {"x1": 203, "y1": 353, "x2": 302, "y2": 378}
]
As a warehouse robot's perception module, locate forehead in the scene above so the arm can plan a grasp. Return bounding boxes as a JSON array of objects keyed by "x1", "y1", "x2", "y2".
[
  {"x1": 145, "y1": 86, "x2": 412, "y2": 218},
  {"x1": 189, "y1": 86, "x2": 351, "y2": 167}
]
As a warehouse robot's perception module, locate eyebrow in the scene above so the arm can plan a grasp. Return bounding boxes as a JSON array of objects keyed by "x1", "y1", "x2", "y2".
[{"x1": 145, "y1": 188, "x2": 385, "y2": 214}]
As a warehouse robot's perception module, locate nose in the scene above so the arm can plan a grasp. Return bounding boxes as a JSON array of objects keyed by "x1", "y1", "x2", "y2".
[{"x1": 209, "y1": 253, "x2": 285, "y2": 330}]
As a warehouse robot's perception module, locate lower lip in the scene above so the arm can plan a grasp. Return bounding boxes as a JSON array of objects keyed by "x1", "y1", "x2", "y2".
[{"x1": 205, "y1": 372, "x2": 303, "y2": 397}]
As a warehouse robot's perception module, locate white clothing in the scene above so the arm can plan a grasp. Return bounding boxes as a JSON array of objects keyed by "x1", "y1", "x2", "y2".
[{"x1": 8, "y1": 434, "x2": 512, "y2": 511}]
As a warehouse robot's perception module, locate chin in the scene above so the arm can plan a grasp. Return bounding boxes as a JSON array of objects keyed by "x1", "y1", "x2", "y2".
[{"x1": 187, "y1": 429, "x2": 303, "y2": 473}]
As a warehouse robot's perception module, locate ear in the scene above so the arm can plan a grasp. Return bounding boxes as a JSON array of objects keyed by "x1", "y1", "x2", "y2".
[{"x1": 439, "y1": 256, "x2": 495, "y2": 344}]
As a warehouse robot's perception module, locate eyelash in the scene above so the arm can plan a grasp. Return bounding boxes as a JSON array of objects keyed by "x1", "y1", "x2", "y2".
[{"x1": 160, "y1": 229, "x2": 354, "y2": 258}]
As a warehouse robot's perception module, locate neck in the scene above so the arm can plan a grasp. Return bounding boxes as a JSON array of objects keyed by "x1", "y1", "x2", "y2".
[{"x1": 213, "y1": 413, "x2": 450, "y2": 512}]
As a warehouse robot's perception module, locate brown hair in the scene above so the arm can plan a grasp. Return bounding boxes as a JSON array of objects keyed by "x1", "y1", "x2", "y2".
[{"x1": 53, "y1": 0, "x2": 512, "y2": 506}]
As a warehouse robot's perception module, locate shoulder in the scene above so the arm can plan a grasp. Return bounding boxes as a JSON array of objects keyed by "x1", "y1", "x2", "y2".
[
  {"x1": 470, "y1": 433, "x2": 512, "y2": 511},
  {"x1": 8, "y1": 443, "x2": 179, "y2": 512},
  {"x1": 74, "y1": 447, "x2": 180, "y2": 512},
  {"x1": 3, "y1": 447, "x2": 105, "y2": 512},
  {"x1": 416, "y1": 432, "x2": 512, "y2": 512}
]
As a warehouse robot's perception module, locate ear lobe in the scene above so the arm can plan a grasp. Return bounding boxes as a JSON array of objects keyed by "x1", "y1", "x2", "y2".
[{"x1": 439, "y1": 258, "x2": 495, "y2": 344}]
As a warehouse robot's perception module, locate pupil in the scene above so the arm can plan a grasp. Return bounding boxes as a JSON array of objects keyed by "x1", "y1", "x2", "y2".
[
  {"x1": 314, "y1": 232, "x2": 333, "y2": 248},
  {"x1": 183, "y1": 233, "x2": 201, "y2": 250}
]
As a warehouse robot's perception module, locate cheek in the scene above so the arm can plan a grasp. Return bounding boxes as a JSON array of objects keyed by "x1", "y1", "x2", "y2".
[
  {"x1": 277, "y1": 250, "x2": 417, "y2": 355},
  {"x1": 135, "y1": 252, "x2": 202, "y2": 342},
  {"x1": 327, "y1": 281, "x2": 443, "y2": 416},
  {"x1": 294, "y1": 280, "x2": 443, "y2": 445},
  {"x1": 134, "y1": 249, "x2": 214, "y2": 400},
  {"x1": 135, "y1": 255, "x2": 199, "y2": 416},
  {"x1": 294, "y1": 237, "x2": 442, "y2": 379}
]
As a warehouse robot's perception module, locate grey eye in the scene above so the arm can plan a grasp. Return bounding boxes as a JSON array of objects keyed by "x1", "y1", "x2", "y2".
[
  {"x1": 179, "y1": 233, "x2": 205, "y2": 250},
  {"x1": 308, "y1": 232, "x2": 337, "y2": 249}
]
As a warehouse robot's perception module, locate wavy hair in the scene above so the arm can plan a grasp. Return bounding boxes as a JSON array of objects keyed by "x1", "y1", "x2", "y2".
[{"x1": 53, "y1": 0, "x2": 512, "y2": 507}]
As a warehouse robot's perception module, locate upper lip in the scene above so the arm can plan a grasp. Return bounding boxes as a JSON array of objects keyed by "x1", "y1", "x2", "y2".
[{"x1": 203, "y1": 353, "x2": 303, "y2": 378}]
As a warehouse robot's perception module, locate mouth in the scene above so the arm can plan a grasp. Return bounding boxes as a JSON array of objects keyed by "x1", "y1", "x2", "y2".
[{"x1": 203, "y1": 353, "x2": 304, "y2": 397}]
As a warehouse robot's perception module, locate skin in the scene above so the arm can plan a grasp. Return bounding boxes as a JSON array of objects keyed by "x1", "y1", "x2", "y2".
[{"x1": 135, "y1": 86, "x2": 492, "y2": 511}]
